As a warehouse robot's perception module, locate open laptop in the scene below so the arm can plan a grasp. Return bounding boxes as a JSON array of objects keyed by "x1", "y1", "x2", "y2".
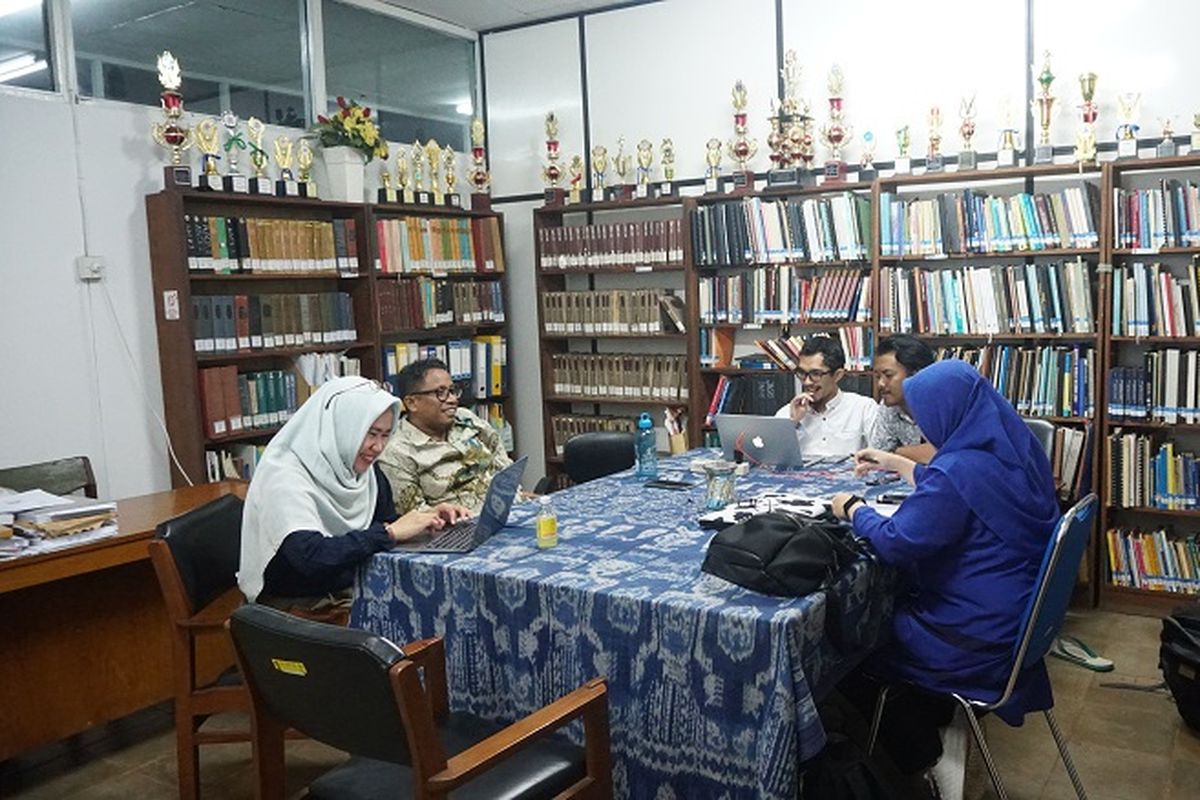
[
  {"x1": 394, "y1": 456, "x2": 528, "y2": 553},
  {"x1": 713, "y1": 414, "x2": 807, "y2": 468}
]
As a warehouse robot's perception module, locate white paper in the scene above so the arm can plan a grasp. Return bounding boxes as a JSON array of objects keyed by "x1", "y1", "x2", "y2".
[{"x1": 0, "y1": 490, "x2": 74, "y2": 514}]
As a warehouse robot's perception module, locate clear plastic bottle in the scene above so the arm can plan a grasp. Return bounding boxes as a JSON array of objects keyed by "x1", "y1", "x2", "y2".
[
  {"x1": 635, "y1": 412, "x2": 658, "y2": 479},
  {"x1": 536, "y1": 495, "x2": 558, "y2": 549}
]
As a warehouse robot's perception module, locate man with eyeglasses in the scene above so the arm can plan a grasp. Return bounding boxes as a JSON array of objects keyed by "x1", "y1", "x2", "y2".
[
  {"x1": 377, "y1": 357, "x2": 513, "y2": 515},
  {"x1": 773, "y1": 335, "x2": 878, "y2": 457}
]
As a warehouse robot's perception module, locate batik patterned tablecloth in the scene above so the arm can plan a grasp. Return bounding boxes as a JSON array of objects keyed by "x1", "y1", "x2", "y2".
[{"x1": 353, "y1": 450, "x2": 894, "y2": 799}]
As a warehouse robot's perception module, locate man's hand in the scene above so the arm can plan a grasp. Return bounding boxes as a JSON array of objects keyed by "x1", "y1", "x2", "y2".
[{"x1": 788, "y1": 392, "x2": 814, "y2": 423}]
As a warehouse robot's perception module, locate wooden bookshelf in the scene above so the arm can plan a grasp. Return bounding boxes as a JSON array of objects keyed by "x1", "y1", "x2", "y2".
[{"x1": 146, "y1": 189, "x2": 514, "y2": 487}]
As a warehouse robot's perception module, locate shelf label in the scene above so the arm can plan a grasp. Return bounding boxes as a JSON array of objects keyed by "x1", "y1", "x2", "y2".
[{"x1": 162, "y1": 289, "x2": 180, "y2": 321}]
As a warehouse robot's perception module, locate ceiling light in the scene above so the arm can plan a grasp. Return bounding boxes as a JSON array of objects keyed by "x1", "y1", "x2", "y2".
[{"x1": 455, "y1": 100, "x2": 473, "y2": 116}]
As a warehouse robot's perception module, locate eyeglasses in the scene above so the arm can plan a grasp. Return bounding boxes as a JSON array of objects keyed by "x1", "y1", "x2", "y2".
[
  {"x1": 407, "y1": 384, "x2": 463, "y2": 402},
  {"x1": 323, "y1": 378, "x2": 391, "y2": 409},
  {"x1": 796, "y1": 369, "x2": 833, "y2": 381}
]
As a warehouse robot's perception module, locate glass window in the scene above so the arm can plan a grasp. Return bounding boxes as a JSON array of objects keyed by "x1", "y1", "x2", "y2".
[
  {"x1": 322, "y1": 1, "x2": 477, "y2": 149},
  {"x1": 72, "y1": 0, "x2": 306, "y2": 128},
  {"x1": 0, "y1": 0, "x2": 54, "y2": 92}
]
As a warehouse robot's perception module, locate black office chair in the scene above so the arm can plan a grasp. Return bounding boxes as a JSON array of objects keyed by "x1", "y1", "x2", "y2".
[
  {"x1": 148, "y1": 494, "x2": 250, "y2": 800},
  {"x1": 1025, "y1": 419, "x2": 1055, "y2": 459},
  {"x1": 564, "y1": 432, "x2": 635, "y2": 485},
  {"x1": 228, "y1": 604, "x2": 613, "y2": 800},
  {"x1": 0, "y1": 455, "x2": 96, "y2": 497}
]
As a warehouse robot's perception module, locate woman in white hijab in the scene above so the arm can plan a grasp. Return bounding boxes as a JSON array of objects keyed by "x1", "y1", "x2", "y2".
[{"x1": 238, "y1": 376, "x2": 467, "y2": 616}]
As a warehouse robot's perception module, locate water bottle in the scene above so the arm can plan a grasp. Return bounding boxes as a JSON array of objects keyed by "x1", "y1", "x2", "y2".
[
  {"x1": 536, "y1": 496, "x2": 558, "y2": 549},
  {"x1": 635, "y1": 412, "x2": 658, "y2": 479}
]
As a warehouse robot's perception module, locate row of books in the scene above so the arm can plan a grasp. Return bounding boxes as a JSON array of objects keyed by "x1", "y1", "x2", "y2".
[
  {"x1": 198, "y1": 366, "x2": 299, "y2": 440},
  {"x1": 697, "y1": 267, "x2": 871, "y2": 325},
  {"x1": 1106, "y1": 526, "x2": 1200, "y2": 595},
  {"x1": 1107, "y1": 349, "x2": 1200, "y2": 423},
  {"x1": 936, "y1": 344, "x2": 1096, "y2": 418},
  {"x1": 704, "y1": 372, "x2": 794, "y2": 423},
  {"x1": 1107, "y1": 435, "x2": 1199, "y2": 510},
  {"x1": 185, "y1": 215, "x2": 360, "y2": 275},
  {"x1": 549, "y1": 414, "x2": 637, "y2": 457},
  {"x1": 540, "y1": 290, "x2": 687, "y2": 336},
  {"x1": 376, "y1": 277, "x2": 504, "y2": 332},
  {"x1": 1050, "y1": 425, "x2": 1092, "y2": 502},
  {"x1": 748, "y1": 328, "x2": 874, "y2": 372},
  {"x1": 373, "y1": 215, "x2": 505, "y2": 274},
  {"x1": 536, "y1": 219, "x2": 685, "y2": 270},
  {"x1": 690, "y1": 193, "x2": 872, "y2": 266},
  {"x1": 549, "y1": 353, "x2": 689, "y2": 403},
  {"x1": 1112, "y1": 182, "x2": 1200, "y2": 250},
  {"x1": 878, "y1": 261, "x2": 1095, "y2": 335},
  {"x1": 379, "y1": 336, "x2": 508, "y2": 399},
  {"x1": 192, "y1": 292, "x2": 357, "y2": 354},
  {"x1": 878, "y1": 186, "x2": 1101, "y2": 256},
  {"x1": 1111, "y1": 261, "x2": 1200, "y2": 337}
]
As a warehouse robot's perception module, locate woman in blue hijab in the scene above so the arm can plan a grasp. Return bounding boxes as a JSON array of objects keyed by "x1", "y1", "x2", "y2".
[{"x1": 830, "y1": 359, "x2": 1061, "y2": 795}]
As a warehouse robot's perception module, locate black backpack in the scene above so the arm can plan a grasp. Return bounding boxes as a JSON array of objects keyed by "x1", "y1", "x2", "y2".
[
  {"x1": 1161, "y1": 604, "x2": 1200, "y2": 732},
  {"x1": 801, "y1": 733, "x2": 896, "y2": 800}
]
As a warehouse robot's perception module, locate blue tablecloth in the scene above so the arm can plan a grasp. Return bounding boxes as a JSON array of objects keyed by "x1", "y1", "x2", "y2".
[{"x1": 353, "y1": 450, "x2": 894, "y2": 799}]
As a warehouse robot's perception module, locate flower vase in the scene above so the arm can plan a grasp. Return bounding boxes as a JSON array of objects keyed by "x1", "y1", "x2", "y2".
[{"x1": 321, "y1": 145, "x2": 365, "y2": 203}]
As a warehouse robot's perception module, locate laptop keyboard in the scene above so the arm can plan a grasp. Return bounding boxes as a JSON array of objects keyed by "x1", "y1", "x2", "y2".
[{"x1": 427, "y1": 519, "x2": 478, "y2": 550}]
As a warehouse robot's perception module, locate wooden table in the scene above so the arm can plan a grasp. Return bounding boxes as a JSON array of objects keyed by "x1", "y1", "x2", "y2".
[{"x1": 0, "y1": 481, "x2": 246, "y2": 761}]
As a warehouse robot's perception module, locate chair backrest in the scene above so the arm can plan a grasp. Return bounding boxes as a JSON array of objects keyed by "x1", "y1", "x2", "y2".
[
  {"x1": 0, "y1": 456, "x2": 96, "y2": 497},
  {"x1": 1024, "y1": 419, "x2": 1055, "y2": 459},
  {"x1": 228, "y1": 604, "x2": 416, "y2": 764},
  {"x1": 154, "y1": 494, "x2": 244, "y2": 615},
  {"x1": 564, "y1": 432, "x2": 635, "y2": 485},
  {"x1": 996, "y1": 493, "x2": 1097, "y2": 706}
]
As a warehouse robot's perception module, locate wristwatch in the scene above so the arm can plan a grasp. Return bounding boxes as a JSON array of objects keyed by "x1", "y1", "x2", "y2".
[{"x1": 842, "y1": 494, "x2": 867, "y2": 519}]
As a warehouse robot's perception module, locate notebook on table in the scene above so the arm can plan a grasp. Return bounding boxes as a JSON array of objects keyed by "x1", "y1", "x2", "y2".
[{"x1": 393, "y1": 456, "x2": 528, "y2": 553}]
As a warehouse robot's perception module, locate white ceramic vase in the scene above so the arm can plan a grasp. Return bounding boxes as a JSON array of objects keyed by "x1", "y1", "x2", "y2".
[{"x1": 321, "y1": 145, "x2": 365, "y2": 203}]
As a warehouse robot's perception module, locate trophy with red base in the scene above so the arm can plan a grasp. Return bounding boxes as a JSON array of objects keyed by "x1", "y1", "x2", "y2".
[
  {"x1": 542, "y1": 112, "x2": 566, "y2": 206},
  {"x1": 1075, "y1": 73, "x2": 1098, "y2": 165},
  {"x1": 468, "y1": 118, "x2": 492, "y2": 210},
  {"x1": 958, "y1": 95, "x2": 978, "y2": 171},
  {"x1": 151, "y1": 51, "x2": 194, "y2": 189},
  {"x1": 725, "y1": 80, "x2": 757, "y2": 194},
  {"x1": 820, "y1": 65, "x2": 852, "y2": 183}
]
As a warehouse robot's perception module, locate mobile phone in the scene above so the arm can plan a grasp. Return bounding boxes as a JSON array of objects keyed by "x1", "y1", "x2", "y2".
[
  {"x1": 877, "y1": 492, "x2": 910, "y2": 504},
  {"x1": 643, "y1": 478, "x2": 695, "y2": 490}
]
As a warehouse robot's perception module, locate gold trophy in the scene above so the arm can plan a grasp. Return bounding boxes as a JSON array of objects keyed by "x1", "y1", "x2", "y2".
[
  {"x1": 467, "y1": 117, "x2": 492, "y2": 210},
  {"x1": 1075, "y1": 72, "x2": 1098, "y2": 165},
  {"x1": 858, "y1": 131, "x2": 877, "y2": 181},
  {"x1": 820, "y1": 65, "x2": 852, "y2": 183},
  {"x1": 150, "y1": 51, "x2": 194, "y2": 188},
  {"x1": 297, "y1": 139, "x2": 315, "y2": 198},
  {"x1": 442, "y1": 144, "x2": 462, "y2": 207},
  {"x1": 926, "y1": 107, "x2": 945, "y2": 173},
  {"x1": 997, "y1": 98, "x2": 1021, "y2": 168},
  {"x1": 567, "y1": 155, "x2": 584, "y2": 204},
  {"x1": 704, "y1": 137, "x2": 723, "y2": 193},
  {"x1": 610, "y1": 136, "x2": 633, "y2": 201},
  {"x1": 894, "y1": 124, "x2": 911, "y2": 174},
  {"x1": 1157, "y1": 117, "x2": 1178, "y2": 159},
  {"x1": 542, "y1": 112, "x2": 566, "y2": 205},
  {"x1": 591, "y1": 144, "x2": 608, "y2": 203},
  {"x1": 245, "y1": 117, "x2": 272, "y2": 194},
  {"x1": 424, "y1": 139, "x2": 443, "y2": 205},
  {"x1": 220, "y1": 111, "x2": 249, "y2": 192},
  {"x1": 726, "y1": 80, "x2": 757, "y2": 193},
  {"x1": 1115, "y1": 92, "x2": 1141, "y2": 159},
  {"x1": 958, "y1": 95, "x2": 978, "y2": 171},
  {"x1": 634, "y1": 138, "x2": 654, "y2": 198},
  {"x1": 273, "y1": 135, "x2": 298, "y2": 196},
  {"x1": 769, "y1": 49, "x2": 807, "y2": 186},
  {"x1": 1032, "y1": 51, "x2": 1057, "y2": 164},
  {"x1": 195, "y1": 118, "x2": 222, "y2": 191},
  {"x1": 659, "y1": 137, "x2": 677, "y2": 196},
  {"x1": 411, "y1": 139, "x2": 429, "y2": 203},
  {"x1": 396, "y1": 146, "x2": 415, "y2": 204},
  {"x1": 378, "y1": 158, "x2": 397, "y2": 203}
]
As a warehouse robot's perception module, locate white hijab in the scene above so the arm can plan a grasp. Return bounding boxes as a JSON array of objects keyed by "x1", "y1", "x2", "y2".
[{"x1": 238, "y1": 377, "x2": 401, "y2": 601}]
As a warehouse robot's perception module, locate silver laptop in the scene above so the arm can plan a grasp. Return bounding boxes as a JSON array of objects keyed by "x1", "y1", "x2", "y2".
[
  {"x1": 394, "y1": 456, "x2": 528, "y2": 553},
  {"x1": 714, "y1": 414, "x2": 807, "y2": 468}
]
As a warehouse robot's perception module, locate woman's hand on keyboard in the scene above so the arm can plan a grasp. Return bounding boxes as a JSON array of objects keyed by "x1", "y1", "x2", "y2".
[
  {"x1": 387, "y1": 508, "x2": 448, "y2": 542},
  {"x1": 432, "y1": 503, "x2": 472, "y2": 524}
]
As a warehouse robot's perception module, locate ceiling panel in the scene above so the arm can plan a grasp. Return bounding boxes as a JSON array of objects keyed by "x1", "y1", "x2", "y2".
[{"x1": 381, "y1": 0, "x2": 645, "y2": 31}]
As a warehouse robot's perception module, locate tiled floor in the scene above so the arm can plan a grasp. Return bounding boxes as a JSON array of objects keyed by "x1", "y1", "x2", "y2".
[{"x1": 0, "y1": 610, "x2": 1195, "y2": 799}]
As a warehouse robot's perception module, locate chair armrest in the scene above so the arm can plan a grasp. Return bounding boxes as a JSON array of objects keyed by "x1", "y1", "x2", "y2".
[
  {"x1": 178, "y1": 587, "x2": 244, "y2": 630},
  {"x1": 402, "y1": 636, "x2": 449, "y2": 717},
  {"x1": 426, "y1": 677, "x2": 608, "y2": 790}
]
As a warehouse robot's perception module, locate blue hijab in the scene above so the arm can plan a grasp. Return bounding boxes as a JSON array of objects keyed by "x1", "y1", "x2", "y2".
[{"x1": 903, "y1": 360, "x2": 1059, "y2": 558}]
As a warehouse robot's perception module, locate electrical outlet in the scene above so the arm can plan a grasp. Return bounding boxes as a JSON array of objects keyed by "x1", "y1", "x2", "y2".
[{"x1": 76, "y1": 255, "x2": 105, "y2": 282}]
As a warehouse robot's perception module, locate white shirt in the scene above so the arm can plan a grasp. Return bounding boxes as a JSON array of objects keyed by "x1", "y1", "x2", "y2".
[{"x1": 774, "y1": 388, "x2": 879, "y2": 457}]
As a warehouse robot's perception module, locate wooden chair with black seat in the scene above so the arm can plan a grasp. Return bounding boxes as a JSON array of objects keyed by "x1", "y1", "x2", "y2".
[
  {"x1": 0, "y1": 455, "x2": 96, "y2": 497},
  {"x1": 147, "y1": 493, "x2": 253, "y2": 800},
  {"x1": 564, "y1": 432, "x2": 635, "y2": 486},
  {"x1": 228, "y1": 603, "x2": 614, "y2": 800}
]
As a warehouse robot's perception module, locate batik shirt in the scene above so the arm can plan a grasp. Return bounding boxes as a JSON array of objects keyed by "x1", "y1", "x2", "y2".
[
  {"x1": 377, "y1": 408, "x2": 512, "y2": 515},
  {"x1": 868, "y1": 403, "x2": 925, "y2": 451}
]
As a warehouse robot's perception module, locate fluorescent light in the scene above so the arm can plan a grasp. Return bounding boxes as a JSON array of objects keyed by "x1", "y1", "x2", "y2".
[
  {"x1": 455, "y1": 99, "x2": 473, "y2": 116},
  {"x1": 0, "y1": 53, "x2": 47, "y2": 83},
  {"x1": 0, "y1": 0, "x2": 42, "y2": 20}
]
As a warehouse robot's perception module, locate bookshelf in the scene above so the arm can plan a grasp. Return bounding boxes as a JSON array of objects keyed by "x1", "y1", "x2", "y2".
[
  {"x1": 146, "y1": 189, "x2": 514, "y2": 487},
  {"x1": 533, "y1": 196, "x2": 692, "y2": 478},
  {"x1": 1099, "y1": 154, "x2": 1200, "y2": 613}
]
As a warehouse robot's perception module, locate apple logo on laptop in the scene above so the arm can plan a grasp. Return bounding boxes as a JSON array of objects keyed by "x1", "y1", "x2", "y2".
[{"x1": 751, "y1": 435, "x2": 765, "y2": 449}]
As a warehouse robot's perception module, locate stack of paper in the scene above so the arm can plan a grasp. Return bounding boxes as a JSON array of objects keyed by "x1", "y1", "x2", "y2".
[
  {"x1": 16, "y1": 496, "x2": 117, "y2": 537},
  {"x1": 0, "y1": 491, "x2": 120, "y2": 559}
]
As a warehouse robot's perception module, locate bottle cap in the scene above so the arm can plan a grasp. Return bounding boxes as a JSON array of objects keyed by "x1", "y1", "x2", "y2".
[{"x1": 637, "y1": 412, "x2": 653, "y2": 430}]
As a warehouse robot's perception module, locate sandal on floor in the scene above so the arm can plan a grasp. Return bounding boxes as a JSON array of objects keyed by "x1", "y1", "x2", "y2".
[{"x1": 1049, "y1": 635, "x2": 1114, "y2": 672}]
